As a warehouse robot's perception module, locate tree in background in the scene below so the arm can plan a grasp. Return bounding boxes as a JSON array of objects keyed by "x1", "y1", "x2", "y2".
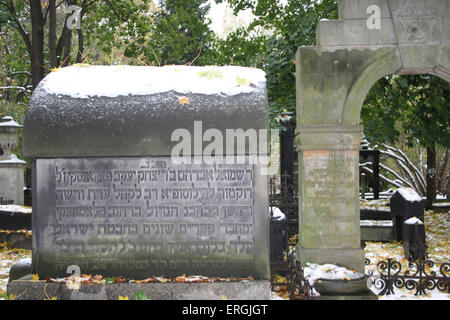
[
  {"x1": 362, "y1": 74, "x2": 450, "y2": 209},
  {"x1": 145, "y1": 0, "x2": 213, "y2": 66},
  {"x1": 0, "y1": 0, "x2": 152, "y2": 92},
  {"x1": 214, "y1": 0, "x2": 338, "y2": 127}
]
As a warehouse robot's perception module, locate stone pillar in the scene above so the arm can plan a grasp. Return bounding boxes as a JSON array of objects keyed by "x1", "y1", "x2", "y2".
[
  {"x1": 295, "y1": 125, "x2": 365, "y2": 272},
  {"x1": 0, "y1": 158, "x2": 26, "y2": 205}
]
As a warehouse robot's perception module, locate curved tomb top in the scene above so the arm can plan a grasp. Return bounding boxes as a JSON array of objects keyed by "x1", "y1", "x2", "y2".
[{"x1": 23, "y1": 65, "x2": 269, "y2": 158}]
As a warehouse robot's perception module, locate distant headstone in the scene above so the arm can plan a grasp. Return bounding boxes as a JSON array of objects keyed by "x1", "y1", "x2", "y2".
[
  {"x1": 403, "y1": 217, "x2": 427, "y2": 260},
  {"x1": 390, "y1": 188, "x2": 424, "y2": 241},
  {"x1": 8, "y1": 258, "x2": 32, "y2": 282},
  {"x1": 22, "y1": 65, "x2": 270, "y2": 281}
]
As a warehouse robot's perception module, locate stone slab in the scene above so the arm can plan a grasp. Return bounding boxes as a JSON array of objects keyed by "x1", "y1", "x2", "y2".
[
  {"x1": 314, "y1": 276, "x2": 369, "y2": 295},
  {"x1": 32, "y1": 156, "x2": 269, "y2": 280},
  {"x1": 0, "y1": 211, "x2": 31, "y2": 230},
  {"x1": 0, "y1": 232, "x2": 31, "y2": 249},
  {"x1": 7, "y1": 279, "x2": 271, "y2": 300},
  {"x1": 360, "y1": 209, "x2": 391, "y2": 220},
  {"x1": 0, "y1": 163, "x2": 25, "y2": 205},
  {"x1": 360, "y1": 225, "x2": 392, "y2": 242}
]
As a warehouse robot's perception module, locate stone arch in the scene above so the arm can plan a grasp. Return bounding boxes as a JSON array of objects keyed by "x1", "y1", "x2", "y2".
[
  {"x1": 342, "y1": 50, "x2": 402, "y2": 124},
  {"x1": 294, "y1": 0, "x2": 449, "y2": 277},
  {"x1": 342, "y1": 52, "x2": 450, "y2": 125}
]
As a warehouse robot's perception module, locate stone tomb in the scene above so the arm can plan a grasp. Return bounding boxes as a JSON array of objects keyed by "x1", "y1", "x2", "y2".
[{"x1": 22, "y1": 65, "x2": 270, "y2": 282}]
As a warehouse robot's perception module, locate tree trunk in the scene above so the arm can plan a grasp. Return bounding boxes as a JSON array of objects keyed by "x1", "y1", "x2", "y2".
[
  {"x1": 30, "y1": 0, "x2": 45, "y2": 90},
  {"x1": 436, "y1": 150, "x2": 449, "y2": 194},
  {"x1": 425, "y1": 145, "x2": 436, "y2": 210},
  {"x1": 76, "y1": 0, "x2": 88, "y2": 63},
  {"x1": 48, "y1": 0, "x2": 57, "y2": 68}
]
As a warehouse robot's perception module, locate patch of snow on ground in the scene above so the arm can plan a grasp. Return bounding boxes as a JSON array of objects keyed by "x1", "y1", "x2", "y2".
[{"x1": 0, "y1": 205, "x2": 32, "y2": 214}]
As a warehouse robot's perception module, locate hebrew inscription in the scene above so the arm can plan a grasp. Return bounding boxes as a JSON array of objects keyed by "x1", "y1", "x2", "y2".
[{"x1": 36, "y1": 158, "x2": 257, "y2": 277}]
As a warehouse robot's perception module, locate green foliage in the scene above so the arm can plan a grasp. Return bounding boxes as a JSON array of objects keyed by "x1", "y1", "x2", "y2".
[
  {"x1": 104, "y1": 277, "x2": 115, "y2": 284},
  {"x1": 0, "y1": 102, "x2": 27, "y2": 124},
  {"x1": 83, "y1": 0, "x2": 153, "y2": 59},
  {"x1": 133, "y1": 289, "x2": 149, "y2": 300},
  {"x1": 144, "y1": 0, "x2": 214, "y2": 66},
  {"x1": 0, "y1": 292, "x2": 15, "y2": 300},
  {"x1": 202, "y1": 27, "x2": 266, "y2": 67},
  {"x1": 362, "y1": 74, "x2": 450, "y2": 150},
  {"x1": 215, "y1": 0, "x2": 339, "y2": 127}
]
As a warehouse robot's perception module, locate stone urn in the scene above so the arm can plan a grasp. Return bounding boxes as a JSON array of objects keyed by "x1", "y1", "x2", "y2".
[{"x1": 0, "y1": 116, "x2": 22, "y2": 160}]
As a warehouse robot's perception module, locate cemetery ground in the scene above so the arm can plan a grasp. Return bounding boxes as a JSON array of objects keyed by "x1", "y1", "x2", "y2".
[{"x1": 1, "y1": 201, "x2": 448, "y2": 300}]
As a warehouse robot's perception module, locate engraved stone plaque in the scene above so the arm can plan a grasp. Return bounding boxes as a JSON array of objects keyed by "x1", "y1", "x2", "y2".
[{"x1": 33, "y1": 157, "x2": 269, "y2": 279}]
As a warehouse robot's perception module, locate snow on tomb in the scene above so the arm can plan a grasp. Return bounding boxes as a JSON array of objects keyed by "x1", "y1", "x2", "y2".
[
  {"x1": 22, "y1": 65, "x2": 270, "y2": 282},
  {"x1": 390, "y1": 187, "x2": 425, "y2": 241}
]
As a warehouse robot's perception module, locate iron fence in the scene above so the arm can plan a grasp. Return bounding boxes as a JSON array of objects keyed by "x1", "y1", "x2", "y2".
[{"x1": 365, "y1": 257, "x2": 450, "y2": 296}]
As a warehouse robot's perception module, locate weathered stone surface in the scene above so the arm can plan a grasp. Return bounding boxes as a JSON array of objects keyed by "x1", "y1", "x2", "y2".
[
  {"x1": 360, "y1": 224, "x2": 392, "y2": 242},
  {"x1": 22, "y1": 66, "x2": 269, "y2": 158},
  {"x1": 0, "y1": 162, "x2": 26, "y2": 205},
  {"x1": 7, "y1": 280, "x2": 271, "y2": 300},
  {"x1": 8, "y1": 258, "x2": 32, "y2": 282},
  {"x1": 32, "y1": 156, "x2": 269, "y2": 279},
  {"x1": 0, "y1": 232, "x2": 31, "y2": 250},
  {"x1": 0, "y1": 210, "x2": 31, "y2": 230},
  {"x1": 295, "y1": 125, "x2": 363, "y2": 271},
  {"x1": 25, "y1": 65, "x2": 270, "y2": 284},
  {"x1": 314, "y1": 275, "x2": 369, "y2": 295},
  {"x1": 295, "y1": 0, "x2": 449, "y2": 281},
  {"x1": 298, "y1": 248, "x2": 366, "y2": 273}
]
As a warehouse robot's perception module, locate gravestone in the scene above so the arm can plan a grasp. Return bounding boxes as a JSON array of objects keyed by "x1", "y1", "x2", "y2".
[
  {"x1": 390, "y1": 187, "x2": 424, "y2": 241},
  {"x1": 0, "y1": 116, "x2": 26, "y2": 205},
  {"x1": 22, "y1": 65, "x2": 270, "y2": 284},
  {"x1": 403, "y1": 217, "x2": 427, "y2": 261}
]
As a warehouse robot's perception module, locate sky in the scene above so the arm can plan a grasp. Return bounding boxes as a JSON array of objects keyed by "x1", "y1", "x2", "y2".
[{"x1": 206, "y1": 1, "x2": 254, "y2": 38}]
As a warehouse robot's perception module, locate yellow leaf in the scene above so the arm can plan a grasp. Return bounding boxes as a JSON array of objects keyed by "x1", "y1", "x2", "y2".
[
  {"x1": 222, "y1": 296, "x2": 228, "y2": 300},
  {"x1": 118, "y1": 296, "x2": 129, "y2": 300},
  {"x1": 155, "y1": 277, "x2": 171, "y2": 283},
  {"x1": 31, "y1": 274, "x2": 40, "y2": 281},
  {"x1": 236, "y1": 77, "x2": 248, "y2": 86},
  {"x1": 198, "y1": 70, "x2": 223, "y2": 79},
  {"x1": 343, "y1": 276, "x2": 351, "y2": 281},
  {"x1": 178, "y1": 96, "x2": 190, "y2": 106}
]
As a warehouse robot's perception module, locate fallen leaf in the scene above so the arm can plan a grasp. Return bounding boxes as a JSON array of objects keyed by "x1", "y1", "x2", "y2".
[
  {"x1": 118, "y1": 296, "x2": 129, "y2": 300},
  {"x1": 236, "y1": 77, "x2": 248, "y2": 86},
  {"x1": 178, "y1": 96, "x2": 190, "y2": 106},
  {"x1": 198, "y1": 70, "x2": 223, "y2": 79}
]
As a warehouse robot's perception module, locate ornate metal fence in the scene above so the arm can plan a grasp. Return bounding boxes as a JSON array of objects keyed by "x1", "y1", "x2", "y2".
[
  {"x1": 366, "y1": 257, "x2": 450, "y2": 297},
  {"x1": 269, "y1": 175, "x2": 313, "y2": 300}
]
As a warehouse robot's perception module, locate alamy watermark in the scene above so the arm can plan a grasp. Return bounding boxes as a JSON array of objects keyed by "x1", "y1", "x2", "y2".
[
  {"x1": 171, "y1": 121, "x2": 278, "y2": 175},
  {"x1": 66, "y1": 5, "x2": 83, "y2": 30},
  {"x1": 367, "y1": 5, "x2": 382, "y2": 30}
]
